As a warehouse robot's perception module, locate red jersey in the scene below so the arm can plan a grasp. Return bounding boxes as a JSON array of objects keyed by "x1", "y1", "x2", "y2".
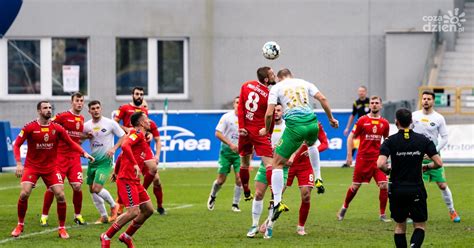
[
  {"x1": 115, "y1": 103, "x2": 148, "y2": 128},
  {"x1": 149, "y1": 120, "x2": 160, "y2": 138},
  {"x1": 118, "y1": 129, "x2": 150, "y2": 182},
  {"x1": 52, "y1": 110, "x2": 84, "y2": 156},
  {"x1": 13, "y1": 120, "x2": 84, "y2": 171},
  {"x1": 238, "y1": 80, "x2": 270, "y2": 131},
  {"x1": 352, "y1": 115, "x2": 389, "y2": 159}
]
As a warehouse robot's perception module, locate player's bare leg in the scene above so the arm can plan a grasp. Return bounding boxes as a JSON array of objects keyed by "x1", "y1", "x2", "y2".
[
  {"x1": 208, "y1": 173, "x2": 226, "y2": 210},
  {"x1": 71, "y1": 183, "x2": 86, "y2": 225},
  {"x1": 232, "y1": 172, "x2": 242, "y2": 212},
  {"x1": 247, "y1": 181, "x2": 268, "y2": 238},
  {"x1": 50, "y1": 184, "x2": 69, "y2": 238},
  {"x1": 240, "y1": 155, "x2": 253, "y2": 201},
  {"x1": 436, "y1": 182, "x2": 460, "y2": 222},
  {"x1": 297, "y1": 186, "x2": 312, "y2": 236},
  {"x1": 377, "y1": 181, "x2": 391, "y2": 222},
  {"x1": 11, "y1": 182, "x2": 34, "y2": 237},
  {"x1": 337, "y1": 183, "x2": 361, "y2": 221},
  {"x1": 119, "y1": 201, "x2": 154, "y2": 247},
  {"x1": 143, "y1": 159, "x2": 166, "y2": 215}
]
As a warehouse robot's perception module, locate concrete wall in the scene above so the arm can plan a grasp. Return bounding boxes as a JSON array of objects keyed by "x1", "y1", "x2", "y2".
[{"x1": 1, "y1": 0, "x2": 455, "y2": 126}]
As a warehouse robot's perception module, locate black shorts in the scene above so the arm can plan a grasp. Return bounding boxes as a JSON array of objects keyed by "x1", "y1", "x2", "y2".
[{"x1": 389, "y1": 184, "x2": 428, "y2": 223}]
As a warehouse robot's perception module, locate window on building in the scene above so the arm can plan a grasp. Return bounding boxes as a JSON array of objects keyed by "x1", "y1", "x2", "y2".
[
  {"x1": 7, "y1": 40, "x2": 41, "y2": 95},
  {"x1": 52, "y1": 38, "x2": 88, "y2": 96},
  {"x1": 116, "y1": 38, "x2": 148, "y2": 95},
  {"x1": 116, "y1": 38, "x2": 188, "y2": 99}
]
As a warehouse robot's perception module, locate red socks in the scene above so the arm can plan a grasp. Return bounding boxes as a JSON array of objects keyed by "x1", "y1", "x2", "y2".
[
  {"x1": 73, "y1": 190, "x2": 83, "y2": 215},
  {"x1": 154, "y1": 185, "x2": 163, "y2": 208},
  {"x1": 265, "y1": 167, "x2": 272, "y2": 186},
  {"x1": 105, "y1": 222, "x2": 122, "y2": 238},
  {"x1": 142, "y1": 172, "x2": 154, "y2": 189},
  {"x1": 379, "y1": 189, "x2": 388, "y2": 215},
  {"x1": 57, "y1": 201, "x2": 67, "y2": 227},
  {"x1": 298, "y1": 201, "x2": 310, "y2": 227},
  {"x1": 125, "y1": 220, "x2": 143, "y2": 236},
  {"x1": 17, "y1": 198, "x2": 28, "y2": 224},
  {"x1": 343, "y1": 187, "x2": 358, "y2": 209},
  {"x1": 42, "y1": 190, "x2": 55, "y2": 215},
  {"x1": 240, "y1": 167, "x2": 250, "y2": 193}
]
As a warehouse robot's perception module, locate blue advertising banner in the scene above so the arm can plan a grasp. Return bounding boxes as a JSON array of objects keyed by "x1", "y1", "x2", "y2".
[{"x1": 10, "y1": 110, "x2": 353, "y2": 165}]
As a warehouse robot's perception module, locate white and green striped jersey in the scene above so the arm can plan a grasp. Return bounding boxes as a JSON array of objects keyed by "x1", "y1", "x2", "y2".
[
  {"x1": 215, "y1": 111, "x2": 239, "y2": 146},
  {"x1": 83, "y1": 116, "x2": 125, "y2": 164}
]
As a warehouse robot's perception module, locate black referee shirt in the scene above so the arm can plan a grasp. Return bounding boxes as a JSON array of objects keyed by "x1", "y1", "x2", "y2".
[
  {"x1": 380, "y1": 129, "x2": 438, "y2": 185},
  {"x1": 351, "y1": 98, "x2": 370, "y2": 118}
]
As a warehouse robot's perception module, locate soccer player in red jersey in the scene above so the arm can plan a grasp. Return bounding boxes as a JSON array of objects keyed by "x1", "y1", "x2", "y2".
[
  {"x1": 40, "y1": 92, "x2": 88, "y2": 226},
  {"x1": 101, "y1": 112, "x2": 155, "y2": 248},
  {"x1": 287, "y1": 122, "x2": 329, "y2": 236},
  {"x1": 337, "y1": 96, "x2": 391, "y2": 222},
  {"x1": 12, "y1": 101, "x2": 94, "y2": 238},
  {"x1": 238, "y1": 66, "x2": 276, "y2": 201},
  {"x1": 114, "y1": 87, "x2": 148, "y2": 133},
  {"x1": 141, "y1": 101, "x2": 165, "y2": 215}
]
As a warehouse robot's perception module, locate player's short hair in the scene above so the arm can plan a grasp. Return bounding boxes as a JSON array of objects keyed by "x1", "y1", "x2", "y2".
[
  {"x1": 132, "y1": 87, "x2": 145, "y2": 95},
  {"x1": 256, "y1": 66, "x2": 272, "y2": 83},
  {"x1": 396, "y1": 108, "x2": 412, "y2": 128},
  {"x1": 359, "y1": 86, "x2": 367, "y2": 91},
  {"x1": 130, "y1": 111, "x2": 144, "y2": 127},
  {"x1": 71, "y1": 92, "x2": 84, "y2": 101},
  {"x1": 422, "y1": 90, "x2": 435, "y2": 99},
  {"x1": 37, "y1": 101, "x2": 49, "y2": 110},
  {"x1": 277, "y1": 68, "x2": 292, "y2": 78},
  {"x1": 88, "y1": 100, "x2": 101, "y2": 108},
  {"x1": 370, "y1": 95, "x2": 382, "y2": 103}
]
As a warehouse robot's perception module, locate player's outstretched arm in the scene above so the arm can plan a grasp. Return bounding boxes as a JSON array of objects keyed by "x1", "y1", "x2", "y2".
[
  {"x1": 58, "y1": 124, "x2": 95, "y2": 162},
  {"x1": 314, "y1": 92, "x2": 338, "y2": 128},
  {"x1": 260, "y1": 103, "x2": 276, "y2": 136}
]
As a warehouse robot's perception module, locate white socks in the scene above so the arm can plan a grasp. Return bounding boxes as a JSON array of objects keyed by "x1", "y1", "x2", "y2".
[
  {"x1": 210, "y1": 180, "x2": 222, "y2": 197},
  {"x1": 252, "y1": 199, "x2": 263, "y2": 226},
  {"x1": 271, "y1": 169, "x2": 284, "y2": 205},
  {"x1": 98, "y1": 188, "x2": 116, "y2": 208},
  {"x1": 92, "y1": 193, "x2": 107, "y2": 217},
  {"x1": 441, "y1": 187, "x2": 455, "y2": 212},
  {"x1": 308, "y1": 145, "x2": 322, "y2": 180},
  {"x1": 233, "y1": 185, "x2": 242, "y2": 205}
]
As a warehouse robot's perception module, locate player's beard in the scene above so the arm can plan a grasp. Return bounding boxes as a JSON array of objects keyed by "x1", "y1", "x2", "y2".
[
  {"x1": 42, "y1": 112, "x2": 52, "y2": 120},
  {"x1": 268, "y1": 79, "x2": 276, "y2": 86},
  {"x1": 371, "y1": 109, "x2": 379, "y2": 115},
  {"x1": 133, "y1": 98, "x2": 143, "y2": 106}
]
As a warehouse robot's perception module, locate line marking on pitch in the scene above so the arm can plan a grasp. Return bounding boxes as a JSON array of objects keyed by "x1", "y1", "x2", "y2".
[
  {"x1": 165, "y1": 204, "x2": 193, "y2": 210},
  {"x1": 0, "y1": 225, "x2": 80, "y2": 244}
]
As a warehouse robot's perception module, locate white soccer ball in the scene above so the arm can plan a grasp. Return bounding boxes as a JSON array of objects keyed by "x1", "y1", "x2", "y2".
[{"x1": 262, "y1": 41, "x2": 280, "y2": 60}]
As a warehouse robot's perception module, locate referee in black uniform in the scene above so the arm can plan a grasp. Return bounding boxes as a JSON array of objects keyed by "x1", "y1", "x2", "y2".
[
  {"x1": 342, "y1": 86, "x2": 370, "y2": 167},
  {"x1": 377, "y1": 108, "x2": 443, "y2": 248}
]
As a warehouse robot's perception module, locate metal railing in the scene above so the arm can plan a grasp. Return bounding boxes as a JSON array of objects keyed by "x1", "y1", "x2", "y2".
[{"x1": 418, "y1": 86, "x2": 474, "y2": 115}]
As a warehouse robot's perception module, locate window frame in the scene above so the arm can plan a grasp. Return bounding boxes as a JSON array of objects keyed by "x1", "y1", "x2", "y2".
[
  {"x1": 115, "y1": 37, "x2": 188, "y2": 100},
  {"x1": 0, "y1": 37, "x2": 90, "y2": 101}
]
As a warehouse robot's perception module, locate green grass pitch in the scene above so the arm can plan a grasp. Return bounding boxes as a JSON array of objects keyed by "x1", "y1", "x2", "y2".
[{"x1": 0, "y1": 167, "x2": 472, "y2": 247}]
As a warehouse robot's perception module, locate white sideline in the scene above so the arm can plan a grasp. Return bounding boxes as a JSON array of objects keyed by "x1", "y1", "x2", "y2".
[{"x1": 0, "y1": 203, "x2": 194, "y2": 244}]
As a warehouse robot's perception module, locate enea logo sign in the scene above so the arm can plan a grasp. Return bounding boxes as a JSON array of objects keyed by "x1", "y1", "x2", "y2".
[{"x1": 158, "y1": 126, "x2": 211, "y2": 152}]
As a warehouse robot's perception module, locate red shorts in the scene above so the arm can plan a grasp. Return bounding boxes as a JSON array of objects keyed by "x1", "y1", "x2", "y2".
[
  {"x1": 56, "y1": 156, "x2": 83, "y2": 184},
  {"x1": 21, "y1": 167, "x2": 64, "y2": 188},
  {"x1": 238, "y1": 129, "x2": 273, "y2": 157},
  {"x1": 117, "y1": 178, "x2": 150, "y2": 208},
  {"x1": 353, "y1": 157, "x2": 387, "y2": 184},
  {"x1": 287, "y1": 162, "x2": 314, "y2": 187}
]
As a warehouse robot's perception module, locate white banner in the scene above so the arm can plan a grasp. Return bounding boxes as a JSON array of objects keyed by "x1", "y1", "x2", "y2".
[
  {"x1": 389, "y1": 124, "x2": 474, "y2": 162},
  {"x1": 441, "y1": 125, "x2": 474, "y2": 162},
  {"x1": 62, "y1": 65, "x2": 80, "y2": 92}
]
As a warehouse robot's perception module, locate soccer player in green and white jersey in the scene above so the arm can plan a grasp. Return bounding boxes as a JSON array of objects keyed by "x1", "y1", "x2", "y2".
[
  {"x1": 84, "y1": 100, "x2": 126, "y2": 224},
  {"x1": 412, "y1": 90, "x2": 460, "y2": 223},
  {"x1": 207, "y1": 97, "x2": 243, "y2": 212},
  {"x1": 260, "y1": 68, "x2": 339, "y2": 225}
]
